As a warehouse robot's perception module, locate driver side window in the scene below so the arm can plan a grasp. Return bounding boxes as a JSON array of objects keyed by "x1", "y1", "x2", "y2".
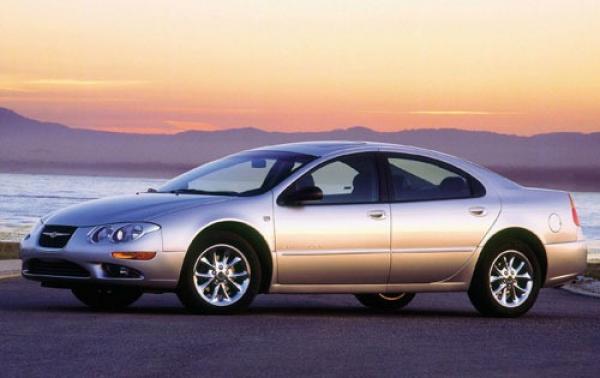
[{"x1": 292, "y1": 154, "x2": 379, "y2": 204}]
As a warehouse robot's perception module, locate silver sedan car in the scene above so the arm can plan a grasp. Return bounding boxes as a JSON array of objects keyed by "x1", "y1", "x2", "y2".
[{"x1": 20, "y1": 141, "x2": 587, "y2": 317}]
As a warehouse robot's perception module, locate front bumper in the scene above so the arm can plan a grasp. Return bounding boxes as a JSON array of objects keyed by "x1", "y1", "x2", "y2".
[
  {"x1": 20, "y1": 225, "x2": 185, "y2": 290},
  {"x1": 544, "y1": 240, "x2": 588, "y2": 287}
]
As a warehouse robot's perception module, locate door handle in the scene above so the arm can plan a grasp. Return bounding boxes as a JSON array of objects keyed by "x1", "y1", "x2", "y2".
[
  {"x1": 368, "y1": 210, "x2": 386, "y2": 220},
  {"x1": 469, "y1": 206, "x2": 487, "y2": 217}
]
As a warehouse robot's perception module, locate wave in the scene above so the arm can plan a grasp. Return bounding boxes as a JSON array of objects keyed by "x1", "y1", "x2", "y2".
[{"x1": 0, "y1": 194, "x2": 98, "y2": 201}]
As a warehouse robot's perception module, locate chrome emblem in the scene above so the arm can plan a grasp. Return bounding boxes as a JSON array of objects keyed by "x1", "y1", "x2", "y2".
[{"x1": 42, "y1": 231, "x2": 70, "y2": 239}]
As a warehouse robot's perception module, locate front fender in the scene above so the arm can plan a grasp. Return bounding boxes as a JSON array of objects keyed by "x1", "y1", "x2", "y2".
[{"x1": 150, "y1": 194, "x2": 274, "y2": 254}]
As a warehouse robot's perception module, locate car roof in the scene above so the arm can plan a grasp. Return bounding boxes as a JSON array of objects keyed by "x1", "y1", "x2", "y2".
[
  {"x1": 254, "y1": 140, "x2": 522, "y2": 190},
  {"x1": 257, "y1": 140, "x2": 432, "y2": 157},
  {"x1": 257, "y1": 141, "x2": 366, "y2": 156}
]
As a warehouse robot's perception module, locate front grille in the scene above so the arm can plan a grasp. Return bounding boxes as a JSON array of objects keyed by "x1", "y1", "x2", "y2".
[
  {"x1": 38, "y1": 225, "x2": 77, "y2": 248},
  {"x1": 24, "y1": 258, "x2": 90, "y2": 278}
]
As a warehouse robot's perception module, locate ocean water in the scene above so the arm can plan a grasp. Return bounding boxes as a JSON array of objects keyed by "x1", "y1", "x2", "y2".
[
  {"x1": 0, "y1": 172, "x2": 599, "y2": 243},
  {"x1": 0, "y1": 173, "x2": 165, "y2": 241},
  {"x1": 572, "y1": 192, "x2": 600, "y2": 241}
]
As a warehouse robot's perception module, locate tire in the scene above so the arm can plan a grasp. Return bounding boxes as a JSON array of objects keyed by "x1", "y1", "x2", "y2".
[
  {"x1": 468, "y1": 239, "x2": 542, "y2": 317},
  {"x1": 177, "y1": 231, "x2": 262, "y2": 314},
  {"x1": 355, "y1": 292, "x2": 415, "y2": 311},
  {"x1": 71, "y1": 286, "x2": 142, "y2": 310}
]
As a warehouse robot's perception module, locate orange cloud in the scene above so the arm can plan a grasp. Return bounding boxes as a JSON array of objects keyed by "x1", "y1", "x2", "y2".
[{"x1": 1, "y1": 1, "x2": 599, "y2": 135}]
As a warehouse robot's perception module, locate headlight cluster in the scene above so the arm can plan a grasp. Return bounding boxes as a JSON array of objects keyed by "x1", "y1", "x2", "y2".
[{"x1": 87, "y1": 223, "x2": 160, "y2": 244}]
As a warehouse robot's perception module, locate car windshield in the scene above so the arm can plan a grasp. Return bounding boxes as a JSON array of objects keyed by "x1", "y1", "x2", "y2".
[{"x1": 157, "y1": 150, "x2": 316, "y2": 196}]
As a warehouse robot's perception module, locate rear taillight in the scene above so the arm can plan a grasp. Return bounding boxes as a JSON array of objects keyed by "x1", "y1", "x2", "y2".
[{"x1": 569, "y1": 194, "x2": 580, "y2": 227}]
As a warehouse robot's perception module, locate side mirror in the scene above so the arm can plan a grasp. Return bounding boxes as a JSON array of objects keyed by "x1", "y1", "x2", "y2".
[{"x1": 280, "y1": 186, "x2": 323, "y2": 206}]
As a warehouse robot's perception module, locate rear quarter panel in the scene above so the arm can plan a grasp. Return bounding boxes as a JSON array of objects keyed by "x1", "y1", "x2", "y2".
[
  {"x1": 487, "y1": 187, "x2": 578, "y2": 245},
  {"x1": 473, "y1": 186, "x2": 586, "y2": 286}
]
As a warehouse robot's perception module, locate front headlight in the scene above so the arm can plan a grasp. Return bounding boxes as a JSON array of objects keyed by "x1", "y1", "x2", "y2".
[{"x1": 87, "y1": 223, "x2": 160, "y2": 244}]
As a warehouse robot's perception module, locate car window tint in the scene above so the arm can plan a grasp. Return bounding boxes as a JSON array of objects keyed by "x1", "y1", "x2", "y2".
[
  {"x1": 188, "y1": 159, "x2": 276, "y2": 193},
  {"x1": 295, "y1": 154, "x2": 379, "y2": 204},
  {"x1": 387, "y1": 157, "x2": 472, "y2": 201}
]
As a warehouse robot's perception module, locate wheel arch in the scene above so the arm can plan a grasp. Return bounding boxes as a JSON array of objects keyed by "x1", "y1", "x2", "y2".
[
  {"x1": 476, "y1": 227, "x2": 548, "y2": 284},
  {"x1": 185, "y1": 220, "x2": 273, "y2": 293}
]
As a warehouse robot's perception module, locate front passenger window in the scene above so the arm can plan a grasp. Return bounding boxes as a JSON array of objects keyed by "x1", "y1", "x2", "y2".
[{"x1": 292, "y1": 154, "x2": 379, "y2": 204}]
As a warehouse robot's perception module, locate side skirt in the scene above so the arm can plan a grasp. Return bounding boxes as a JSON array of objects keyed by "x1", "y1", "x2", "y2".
[{"x1": 268, "y1": 282, "x2": 467, "y2": 294}]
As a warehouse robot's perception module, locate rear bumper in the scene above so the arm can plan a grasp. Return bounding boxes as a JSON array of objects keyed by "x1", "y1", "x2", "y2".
[{"x1": 544, "y1": 240, "x2": 588, "y2": 287}]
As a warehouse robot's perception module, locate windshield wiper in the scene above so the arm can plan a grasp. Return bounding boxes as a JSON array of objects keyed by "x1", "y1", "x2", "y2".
[{"x1": 166, "y1": 189, "x2": 239, "y2": 196}]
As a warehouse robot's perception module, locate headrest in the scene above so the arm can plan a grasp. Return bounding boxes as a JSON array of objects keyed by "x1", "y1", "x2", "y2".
[{"x1": 440, "y1": 176, "x2": 469, "y2": 195}]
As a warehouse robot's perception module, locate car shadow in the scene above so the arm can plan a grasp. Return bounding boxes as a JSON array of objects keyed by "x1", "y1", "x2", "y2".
[
  {"x1": 9, "y1": 302, "x2": 580, "y2": 320},
  {"x1": 3, "y1": 288, "x2": 583, "y2": 320},
  {"x1": 11, "y1": 302, "x2": 483, "y2": 319},
  {"x1": 247, "y1": 305, "x2": 481, "y2": 318}
]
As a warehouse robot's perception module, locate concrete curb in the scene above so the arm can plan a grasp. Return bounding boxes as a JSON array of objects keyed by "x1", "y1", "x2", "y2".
[
  {"x1": 0, "y1": 272, "x2": 20, "y2": 281},
  {"x1": 561, "y1": 283, "x2": 600, "y2": 299},
  {"x1": 0, "y1": 259, "x2": 21, "y2": 280},
  {"x1": 0, "y1": 241, "x2": 20, "y2": 260},
  {"x1": 586, "y1": 261, "x2": 600, "y2": 279},
  {"x1": 560, "y1": 256, "x2": 600, "y2": 299}
]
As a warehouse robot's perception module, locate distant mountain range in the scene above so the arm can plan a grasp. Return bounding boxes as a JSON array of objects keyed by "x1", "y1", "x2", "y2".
[{"x1": 1, "y1": 106, "x2": 599, "y2": 190}]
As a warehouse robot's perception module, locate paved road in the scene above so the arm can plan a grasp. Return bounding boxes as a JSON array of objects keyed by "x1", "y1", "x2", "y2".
[{"x1": 1, "y1": 277, "x2": 599, "y2": 377}]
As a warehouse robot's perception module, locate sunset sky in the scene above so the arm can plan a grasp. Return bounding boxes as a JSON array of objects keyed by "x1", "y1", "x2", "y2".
[{"x1": 1, "y1": 1, "x2": 599, "y2": 135}]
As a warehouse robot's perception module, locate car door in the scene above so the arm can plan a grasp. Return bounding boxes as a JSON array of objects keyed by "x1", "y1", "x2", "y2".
[
  {"x1": 384, "y1": 153, "x2": 501, "y2": 283},
  {"x1": 274, "y1": 153, "x2": 391, "y2": 285}
]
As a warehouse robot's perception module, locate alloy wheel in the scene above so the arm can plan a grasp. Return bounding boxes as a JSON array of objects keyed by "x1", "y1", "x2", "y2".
[
  {"x1": 193, "y1": 244, "x2": 251, "y2": 307},
  {"x1": 488, "y1": 250, "x2": 534, "y2": 308}
]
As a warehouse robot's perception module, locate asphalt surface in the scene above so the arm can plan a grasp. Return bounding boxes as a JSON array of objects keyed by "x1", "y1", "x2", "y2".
[{"x1": 1, "y1": 277, "x2": 599, "y2": 377}]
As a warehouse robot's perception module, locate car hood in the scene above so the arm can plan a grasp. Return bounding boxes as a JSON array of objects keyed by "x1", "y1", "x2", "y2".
[{"x1": 44, "y1": 193, "x2": 233, "y2": 227}]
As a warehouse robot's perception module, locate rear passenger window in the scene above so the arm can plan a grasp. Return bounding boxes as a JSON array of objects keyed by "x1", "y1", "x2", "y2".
[{"x1": 386, "y1": 156, "x2": 476, "y2": 201}]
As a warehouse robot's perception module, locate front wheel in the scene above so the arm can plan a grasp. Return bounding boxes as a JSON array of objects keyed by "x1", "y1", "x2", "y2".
[
  {"x1": 177, "y1": 231, "x2": 261, "y2": 314},
  {"x1": 71, "y1": 286, "x2": 142, "y2": 310},
  {"x1": 355, "y1": 292, "x2": 415, "y2": 311},
  {"x1": 468, "y1": 240, "x2": 542, "y2": 317}
]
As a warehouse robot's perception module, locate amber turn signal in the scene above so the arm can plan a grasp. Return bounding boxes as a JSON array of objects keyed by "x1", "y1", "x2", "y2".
[{"x1": 111, "y1": 251, "x2": 157, "y2": 260}]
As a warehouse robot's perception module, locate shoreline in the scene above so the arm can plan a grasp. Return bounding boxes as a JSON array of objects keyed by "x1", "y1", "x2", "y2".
[{"x1": 3, "y1": 165, "x2": 600, "y2": 192}]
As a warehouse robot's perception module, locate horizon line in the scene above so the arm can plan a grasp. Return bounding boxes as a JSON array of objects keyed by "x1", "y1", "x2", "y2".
[{"x1": 1, "y1": 106, "x2": 597, "y2": 138}]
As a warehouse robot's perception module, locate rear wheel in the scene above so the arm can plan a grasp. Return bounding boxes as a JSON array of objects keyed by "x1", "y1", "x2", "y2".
[
  {"x1": 177, "y1": 231, "x2": 261, "y2": 314},
  {"x1": 71, "y1": 286, "x2": 142, "y2": 310},
  {"x1": 468, "y1": 240, "x2": 542, "y2": 317},
  {"x1": 355, "y1": 292, "x2": 415, "y2": 311}
]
